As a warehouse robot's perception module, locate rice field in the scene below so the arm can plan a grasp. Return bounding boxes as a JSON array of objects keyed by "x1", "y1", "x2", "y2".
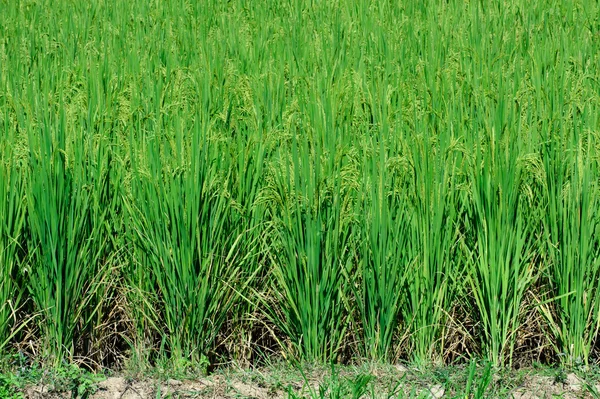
[{"x1": 1, "y1": 0, "x2": 600, "y2": 373}]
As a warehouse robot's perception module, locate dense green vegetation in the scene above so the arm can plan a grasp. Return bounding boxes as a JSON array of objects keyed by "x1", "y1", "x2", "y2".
[{"x1": 1, "y1": 0, "x2": 600, "y2": 373}]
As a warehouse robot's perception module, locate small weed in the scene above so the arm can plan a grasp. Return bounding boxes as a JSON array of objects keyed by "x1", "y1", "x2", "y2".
[
  {"x1": 288, "y1": 365, "x2": 372, "y2": 399},
  {"x1": 553, "y1": 368, "x2": 567, "y2": 384},
  {"x1": 0, "y1": 373, "x2": 23, "y2": 399},
  {"x1": 0, "y1": 362, "x2": 104, "y2": 399}
]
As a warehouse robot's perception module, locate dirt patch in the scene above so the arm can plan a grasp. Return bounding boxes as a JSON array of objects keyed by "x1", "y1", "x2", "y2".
[
  {"x1": 18, "y1": 366, "x2": 600, "y2": 398},
  {"x1": 227, "y1": 381, "x2": 271, "y2": 399},
  {"x1": 24, "y1": 377, "x2": 215, "y2": 399},
  {"x1": 93, "y1": 377, "x2": 152, "y2": 398},
  {"x1": 92, "y1": 377, "x2": 217, "y2": 399},
  {"x1": 510, "y1": 374, "x2": 589, "y2": 399}
]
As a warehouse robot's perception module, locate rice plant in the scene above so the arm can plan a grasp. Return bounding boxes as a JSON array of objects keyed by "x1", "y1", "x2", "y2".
[
  {"x1": 357, "y1": 136, "x2": 412, "y2": 361},
  {"x1": 25, "y1": 105, "x2": 116, "y2": 365},
  {"x1": 126, "y1": 116, "x2": 247, "y2": 367},
  {"x1": 403, "y1": 125, "x2": 462, "y2": 365},
  {"x1": 466, "y1": 99, "x2": 536, "y2": 367},
  {"x1": 540, "y1": 126, "x2": 600, "y2": 367},
  {"x1": 267, "y1": 121, "x2": 355, "y2": 362},
  {"x1": 0, "y1": 134, "x2": 26, "y2": 352}
]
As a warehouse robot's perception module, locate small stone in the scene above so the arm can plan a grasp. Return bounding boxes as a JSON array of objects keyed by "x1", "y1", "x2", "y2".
[
  {"x1": 565, "y1": 373, "x2": 582, "y2": 392},
  {"x1": 197, "y1": 378, "x2": 214, "y2": 387},
  {"x1": 510, "y1": 390, "x2": 540, "y2": 399},
  {"x1": 394, "y1": 364, "x2": 408, "y2": 373},
  {"x1": 167, "y1": 378, "x2": 183, "y2": 386},
  {"x1": 428, "y1": 384, "x2": 445, "y2": 398}
]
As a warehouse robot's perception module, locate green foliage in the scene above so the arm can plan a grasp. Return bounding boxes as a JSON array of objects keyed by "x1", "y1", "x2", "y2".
[
  {"x1": 126, "y1": 119, "x2": 247, "y2": 366},
  {"x1": 540, "y1": 128, "x2": 600, "y2": 367},
  {"x1": 25, "y1": 112, "x2": 118, "y2": 365},
  {"x1": 287, "y1": 366, "x2": 372, "y2": 399},
  {"x1": 403, "y1": 128, "x2": 463, "y2": 364},
  {"x1": 0, "y1": 135, "x2": 26, "y2": 352},
  {"x1": 0, "y1": 359, "x2": 103, "y2": 399},
  {"x1": 0, "y1": 373, "x2": 22, "y2": 399},
  {"x1": 268, "y1": 130, "x2": 355, "y2": 362},
  {"x1": 357, "y1": 138, "x2": 411, "y2": 361},
  {"x1": 1, "y1": 0, "x2": 600, "y2": 371},
  {"x1": 466, "y1": 124, "x2": 536, "y2": 367}
]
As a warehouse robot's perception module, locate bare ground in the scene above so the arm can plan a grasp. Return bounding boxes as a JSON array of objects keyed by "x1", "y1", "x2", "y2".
[{"x1": 21, "y1": 366, "x2": 600, "y2": 398}]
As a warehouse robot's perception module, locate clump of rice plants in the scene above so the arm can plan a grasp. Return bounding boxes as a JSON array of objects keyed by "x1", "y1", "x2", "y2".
[
  {"x1": 25, "y1": 105, "x2": 117, "y2": 365},
  {"x1": 0, "y1": 132, "x2": 26, "y2": 352},
  {"x1": 465, "y1": 98, "x2": 537, "y2": 368},
  {"x1": 540, "y1": 125, "x2": 600, "y2": 367},
  {"x1": 266, "y1": 124, "x2": 356, "y2": 362},
  {"x1": 126, "y1": 117, "x2": 247, "y2": 369},
  {"x1": 1, "y1": 0, "x2": 600, "y2": 374},
  {"x1": 403, "y1": 125, "x2": 463, "y2": 365},
  {"x1": 357, "y1": 135, "x2": 412, "y2": 362}
]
